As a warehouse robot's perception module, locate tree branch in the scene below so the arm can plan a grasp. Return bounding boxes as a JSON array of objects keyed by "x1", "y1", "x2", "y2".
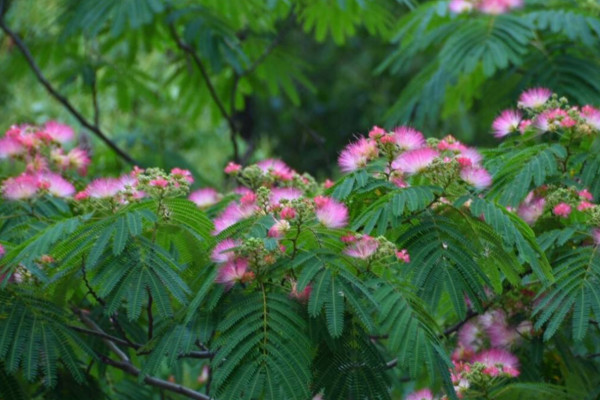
[{"x1": 0, "y1": 1, "x2": 137, "y2": 165}]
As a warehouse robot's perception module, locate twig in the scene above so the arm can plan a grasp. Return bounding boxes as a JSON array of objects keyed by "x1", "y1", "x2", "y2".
[
  {"x1": 0, "y1": 1, "x2": 137, "y2": 165},
  {"x1": 91, "y1": 73, "x2": 100, "y2": 128},
  {"x1": 74, "y1": 308, "x2": 130, "y2": 362},
  {"x1": 69, "y1": 325, "x2": 140, "y2": 350}
]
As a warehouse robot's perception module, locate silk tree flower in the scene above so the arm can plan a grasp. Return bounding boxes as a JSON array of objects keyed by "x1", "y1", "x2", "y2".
[
  {"x1": 492, "y1": 110, "x2": 522, "y2": 138},
  {"x1": 43, "y1": 121, "x2": 74, "y2": 143},
  {"x1": 338, "y1": 137, "x2": 378, "y2": 172},
  {"x1": 580, "y1": 105, "x2": 600, "y2": 130},
  {"x1": 170, "y1": 168, "x2": 194, "y2": 184},
  {"x1": 314, "y1": 196, "x2": 348, "y2": 229},
  {"x1": 66, "y1": 148, "x2": 91, "y2": 175},
  {"x1": 290, "y1": 280, "x2": 312, "y2": 302},
  {"x1": 215, "y1": 258, "x2": 251, "y2": 289},
  {"x1": 280, "y1": 206, "x2": 296, "y2": 220},
  {"x1": 2, "y1": 174, "x2": 39, "y2": 200},
  {"x1": 579, "y1": 189, "x2": 594, "y2": 201},
  {"x1": 268, "y1": 219, "x2": 291, "y2": 238},
  {"x1": 553, "y1": 202, "x2": 572, "y2": 217},
  {"x1": 438, "y1": 135, "x2": 467, "y2": 152},
  {"x1": 483, "y1": 310, "x2": 519, "y2": 348},
  {"x1": 392, "y1": 126, "x2": 426, "y2": 150},
  {"x1": 391, "y1": 148, "x2": 439, "y2": 175},
  {"x1": 189, "y1": 188, "x2": 221, "y2": 208},
  {"x1": 459, "y1": 148, "x2": 483, "y2": 166},
  {"x1": 578, "y1": 201, "x2": 594, "y2": 211},
  {"x1": 406, "y1": 388, "x2": 435, "y2": 400},
  {"x1": 457, "y1": 320, "x2": 485, "y2": 353},
  {"x1": 269, "y1": 187, "x2": 302, "y2": 206},
  {"x1": 0, "y1": 244, "x2": 4, "y2": 258},
  {"x1": 460, "y1": 167, "x2": 492, "y2": 189},
  {"x1": 211, "y1": 239, "x2": 241, "y2": 263},
  {"x1": 518, "y1": 87, "x2": 552, "y2": 109},
  {"x1": 213, "y1": 201, "x2": 257, "y2": 234},
  {"x1": 343, "y1": 235, "x2": 379, "y2": 259},
  {"x1": 517, "y1": 194, "x2": 546, "y2": 224},
  {"x1": 36, "y1": 172, "x2": 75, "y2": 198},
  {"x1": 224, "y1": 162, "x2": 242, "y2": 174},
  {"x1": 149, "y1": 178, "x2": 169, "y2": 188},
  {"x1": 472, "y1": 349, "x2": 520, "y2": 377},
  {"x1": 592, "y1": 229, "x2": 600, "y2": 246},
  {"x1": 396, "y1": 249, "x2": 410, "y2": 263},
  {"x1": 82, "y1": 178, "x2": 124, "y2": 199},
  {"x1": 368, "y1": 125, "x2": 386, "y2": 139},
  {"x1": 478, "y1": 0, "x2": 522, "y2": 14},
  {"x1": 257, "y1": 159, "x2": 295, "y2": 181},
  {"x1": 449, "y1": 0, "x2": 473, "y2": 13},
  {"x1": 0, "y1": 134, "x2": 24, "y2": 158}
]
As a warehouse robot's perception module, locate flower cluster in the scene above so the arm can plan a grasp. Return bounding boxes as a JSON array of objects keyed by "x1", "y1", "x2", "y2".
[
  {"x1": 338, "y1": 126, "x2": 492, "y2": 190},
  {"x1": 449, "y1": 0, "x2": 523, "y2": 15},
  {"x1": 0, "y1": 122, "x2": 90, "y2": 200},
  {"x1": 342, "y1": 234, "x2": 410, "y2": 264}
]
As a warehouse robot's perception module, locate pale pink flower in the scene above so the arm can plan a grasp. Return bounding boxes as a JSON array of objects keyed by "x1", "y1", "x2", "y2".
[
  {"x1": 592, "y1": 229, "x2": 600, "y2": 246},
  {"x1": 197, "y1": 365, "x2": 210, "y2": 384},
  {"x1": 484, "y1": 310, "x2": 518, "y2": 348},
  {"x1": 280, "y1": 207, "x2": 296, "y2": 220},
  {"x1": 190, "y1": 188, "x2": 220, "y2": 208},
  {"x1": 396, "y1": 249, "x2": 410, "y2": 263},
  {"x1": 338, "y1": 137, "x2": 378, "y2": 173},
  {"x1": 581, "y1": 105, "x2": 600, "y2": 130},
  {"x1": 368, "y1": 125, "x2": 386, "y2": 139},
  {"x1": 36, "y1": 172, "x2": 75, "y2": 198},
  {"x1": 406, "y1": 388, "x2": 435, "y2": 400},
  {"x1": 458, "y1": 320, "x2": 485, "y2": 352},
  {"x1": 536, "y1": 108, "x2": 575, "y2": 132},
  {"x1": 578, "y1": 201, "x2": 594, "y2": 211},
  {"x1": 84, "y1": 178, "x2": 123, "y2": 199},
  {"x1": 460, "y1": 166, "x2": 492, "y2": 189},
  {"x1": 314, "y1": 196, "x2": 348, "y2": 229},
  {"x1": 324, "y1": 179, "x2": 334, "y2": 189},
  {"x1": 553, "y1": 202, "x2": 571, "y2": 217},
  {"x1": 392, "y1": 177, "x2": 408, "y2": 188},
  {"x1": 449, "y1": 0, "x2": 474, "y2": 13},
  {"x1": 269, "y1": 187, "x2": 302, "y2": 206},
  {"x1": 213, "y1": 201, "x2": 257, "y2": 234},
  {"x1": 343, "y1": 235, "x2": 379, "y2": 259},
  {"x1": 438, "y1": 135, "x2": 466, "y2": 152},
  {"x1": 2, "y1": 174, "x2": 38, "y2": 200},
  {"x1": 392, "y1": 126, "x2": 426, "y2": 150},
  {"x1": 257, "y1": 159, "x2": 295, "y2": 181},
  {"x1": 149, "y1": 178, "x2": 169, "y2": 188},
  {"x1": 492, "y1": 110, "x2": 522, "y2": 138},
  {"x1": 224, "y1": 162, "x2": 242, "y2": 174},
  {"x1": 459, "y1": 148, "x2": 483, "y2": 165},
  {"x1": 518, "y1": 88, "x2": 552, "y2": 109},
  {"x1": 0, "y1": 134, "x2": 24, "y2": 158},
  {"x1": 43, "y1": 121, "x2": 74, "y2": 143},
  {"x1": 0, "y1": 244, "x2": 4, "y2": 258},
  {"x1": 472, "y1": 349, "x2": 520, "y2": 377},
  {"x1": 268, "y1": 219, "x2": 291, "y2": 238},
  {"x1": 215, "y1": 258, "x2": 250, "y2": 289},
  {"x1": 211, "y1": 239, "x2": 241, "y2": 263},
  {"x1": 578, "y1": 189, "x2": 594, "y2": 201},
  {"x1": 519, "y1": 119, "x2": 533, "y2": 134},
  {"x1": 290, "y1": 281, "x2": 312, "y2": 302},
  {"x1": 65, "y1": 148, "x2": 90, "y2": 175},
  {"x1": 170, "y1": 168, "x2": 194, "y2": 183},
  {"x1": 392, "y1": 148, "x2": 439, "y2": 175}
]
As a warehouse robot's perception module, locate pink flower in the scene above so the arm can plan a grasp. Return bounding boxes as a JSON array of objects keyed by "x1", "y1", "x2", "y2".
[
  {"x1": 170, "y1": 168, "x2": 194, "y2": 184},
  {"x1": 492, "y1": 110, "x2": 522, "y2": 138},
  {"x1": 458, "y1": 320, "x2": 485, "y2": 352},
  {"x1": 472, "y1": 349, "x2": 520, "y2": 377},
  {"x1": 338, "y1": 137, "x2": 378, "y2": 173},
  {"x1": 2, "y1": 174, "x2": 38, "y2": 200},
  {"x1": 517, "y1": 194, "x2": 545, "y2": 224},
  {"x1": 149, "y1": 178, "x2": 169, "y2": 188},
  {"x1": 578, "y1": 201, "x2": 594, "y2": 211},
  {"x1": 460, "y1": 167, "x2": 492, "y2": 189},
  {"x1": 290, "y1": 281, "x2": 312, "y2": 302},
  {"x1": 270, "y1": 187, "x2": 302, "y2": 206},
  {"x1": 257, "y1": 159, "x2": 295, "y2": 181},
  {"x1": 65, "y1": 148, "x2": 91, "y2": 175},
  {"x1": 280, "y1": 207, "x2": 296, "y2": 220},
  {"x1": 224, "y1": 162, "x2": 242, "y2": 174},
  {"x1": 268, "y1": 219, "x2": 291, "y2": 238},
  {"x1": 592, "y1": 229, "x2": 600, "y2": 246},
  {"x1": 213, "y1": 201, "x2": 257, "y2": 234},
  {"x1": 518, "y1": 88, "x2": 552, "y2": 109},
  {"x1": 483, "y1": 310, "x2": 518, "y2": 348},
  {"x1": 36, "y1": 172, "x2": 75, "y2": 198},
  {"x1": 459, "y1": 148, "x2": 483, "y2": 165},
  {"x1": 211, "y1": 239, "x2": 241, "y2": 263},
  {"x1": 0, "y1": 133, "x2": 24, "y2": 158},
  {"x1": 215, "y1": 258, "x2": 251, "y2": 289},
  {"x1": 197, "y1": 365, "x2": 210, "y2": 384},
  {"x1": 438, "y1": 135, "x2": 466, "y2": 152},
  {"x1": 449, "y1": 0, "x2": 474, "y2": 13},
  {"x1": 189, "y1": 188, "x2": 220, "y2": 208},
  {"x1": 406, "y1": 388, "x2": 435, "y2": 400},
  {"x1": 478, "y1": 0, "x2": 522, "y2": 14},
  {"x1": 0, "y1": 244, "x2": 4, "y2": 259},
  {"x1": 368, "y1": 126, "x2": 386, "y2": 139},
  {"x1": 343, "y1": 235, "x2": 379, "y2": 259},
  {"x1": 43, "y1": 121, "x2": 74, "y2": 143},
  {"x1": 519, "y1": 119, "x2": 533, "y2": 134},
  {"x1": 396, "y1": 249, "x2": 410, "y2": 263},
  {"x1": 84, "y1": 178, "x2": 123, "y2": 199},
  {"x1": 581, "y1": 105, "x2": 600, "y2": 130},
  {"x1": 553, "y1": 202, "x2": 572, "y2": 217},
  {"x1": 324, "y1": 179, "x2": 334, "y2": 189},
  {"x1": 392, "y1": 126, "x2": 426, "y2": 150},
  {"x1": 391, "y1": 148, "x2": 439, "y2": 175},
  {"x1": 578, "y1": 189, "x2": 594, "y2": 201},
  {"x1": 314, "y1": 196, "x2": 348, "y2": 229}
]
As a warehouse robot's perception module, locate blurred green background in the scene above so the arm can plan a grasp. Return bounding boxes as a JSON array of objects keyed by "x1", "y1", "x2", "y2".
[{"x1": 1, "y1": 0, "x2": 599, "y2": 187}]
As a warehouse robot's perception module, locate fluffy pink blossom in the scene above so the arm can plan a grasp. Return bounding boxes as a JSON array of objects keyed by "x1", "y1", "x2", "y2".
[
  {"x1": 65, "y1": 148, "x2": 91, "y2": 175},
  {"x1": 343, "y1": 235, "x2": 379, "y2": 259},
  {"x1": 517, "y1": 193, "x2": 546, "y2": 224},
  {"x1": 224, "y1": 162, "x2": 242, "y2": 174},
  {"x1": 518, "y1": 88, "x2": 552, "y2": 109},
  {"x1": 492, "y1": 110, "x2": 522, "y2": 138},
  {"x1": 472, "y1": 349, "x2": 520, "y2": 377},
  {"x1": 84, "y1": 178, "x2": 123, "y2": 199},
  {"x1": 314, "y1": 196, "x2": 348, "y2": 229},
  {"x1": 396, "y1": 249, "x2": 410, "y2": 263},
  {"x1": 43, "y1": 121, "x2": 74, "y2": 143},
  {"x1": 449, "y1": 0, "x2": 473, "y2": 13},
  {"x1": 211, "y1": 239, "x2": 241, "y2": 263},
  {"x1": 392, "y1": 126, "x2": 426, "y2": 150},
  {"x1": 338, "y1": 137, "x2": 378, "y2": 173},
  {"x1": 578, "y1": 201, "x2": 594, "y2": 211},
  {"x1": 406, "y1": 388, "x2": 435, "y2": 400},
  {"x1": 368, "y1": 126, "x2": 386, "y2": 139},
  {"x1": 280, "y1": 207, "x2": 296, "y2": 220},
  {"x1": 189, "y1": 188, "x2": 220, "y2": 208},
  {"x1": 579, "y1": 189, "x2": 594, "y2": 201},
  {"x1": 581, "y1": 105, "x2": 600, "y2": 130},
  {"x1": 438, "y1": 135, "x2": 466, "y2": 152},
  {"x1": 215, "y1": 258, "x2": 251, "y2": 289},
  {"x1": 290, "y1": 280, "x2": 312, "y2": 302},
  {"x1": 270, "y1": 187, "x2": 302, "y2": 206},
  {"x1": 149, "y1": 178, "x2": 169, "y2": 188},
  {"x1": 553, "y1": 202, "x2": 572, "y2": 217},
  {"x1": 2, "y1": 174, "x2": 38, "y2": 200},
  {"x1": 257, "y1": 159, "x2": 295, "y2": 181},
  {"x1": 268, "y1": 219, "x2": 291, "y2": 238},
  {"x1": 170, "y1": 168, "x2": 194, "y2": 183},
  {"x1": 324, "y1": 179, "x2": 334, "y2": 189},
  {"x1": 592, "y1": 229, "x2": 600, "y2": 246},
  {"x1": 458, "y1": 320, "x2": 485, "y2": 353},
  {"x1": 0, "y1": 134, "x2": 24, "y2": 158},
  {"x1": 519, "y1": 119, "x2": 533, "y2": 134},
  {"x1": 459, "y1": 148, "x2": 483, "y2": 166},
  {"x1": 36, "y1": 172, "x2": 75, "y2": 198},
  {"x1": 391, "y1": 148, "x2": 439, "y2": 175},
  {"x1": 535, "y1": 108, "x2": 575, "y2": 132},
  {"x1": 478, "y1": 0, "x2": 522, "y2": 14},
  {"x1": 213, "y1": 201, "x2": 257, "y2": 234},
  {"x1": 483, "y1": 310, "x2": 518, "y2": 348},
  {"x1": 460, "y1": 166, "x2": 492, "y2": 189}
]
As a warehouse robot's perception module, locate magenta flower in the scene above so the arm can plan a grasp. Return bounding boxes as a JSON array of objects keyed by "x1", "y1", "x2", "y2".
[
  {"x1": 257, "y1": 159, "x2": 295, "y2": 181},
  {"x1": 213, "y1": 201, "x2": 257, "y2": 234},
  {"x1": 211, "y1": 239, "x2": 241, "y2": 263},
  {"x1": 224, "y1": 162, "x2": 242, "y2": 174},
  {"x1": 396, "y1": 249, "x2": 410, "y2": 263},
  {"x1": 2, "y1": 174, "x2": 38, "y2": 200},
  {"x1": 578, "y1": 189, "x2": 594, "y2": 201},
  {"x1": 37, "y1": 172, "x2": 75, "y2": 198},
  {"x1": 391, "y1": 148, "x2": 439, "y2": 175},
  {"x1": 368, "y1": 125, "x2": 386, "y2": 139},
  {"x1": 314, "y1": 196, "x2": 348, "y2": 229},
  {"x1": 578, "y1": 201, "x2": 594, "y2": 211},
  {"x1": 492, "y1": 110, "x2": 522, "y2": 138},
  {"x1": 472, "y1": 349, "x2": 520, "y2": 377},
  {"x1": 406, "y1": 388, "x2": 435, "y2": 400},
  {"x1": 268, "y1": 219, "x2": 291, "y2": 238},
  {"x1": 269, "y1": 187, "x2": 302, "y2": 206},
  {"x1": 189, "y1": 188, "x2": 220, "y2": 208},
  {"x1": 518, "y1": 87, "x2": 552, "y2": 109},
  {"x1": 215, "y1": 258, "x2": 251, "y2": 289},
  {"x1": 65, "y1": 148, "x2": 91, "y2": 175},
  {"x1": 84, "y1": 178, "x2": 123, "y2": 199},
  {"x1": 149, "y1": 178, "x2": 169, "y2": 188},
  {"x1": 553, "y1": 202, "x2": 572, "y2": 217},
  {"x1": 581, "y1": 105, "x2": 600, "y2": 130},
  {"x1": 170, "y1": 168, "x2": 194, "y2": 184},
  {"x1": 338, "y1": 137, "x2": 378, "y2": 173},
  {"x1": 517, "y1": 193, "x2": 546, "y2": 224},
  {"x1": 460, "y1": 166, "x2": 492, "y2": 189},
  {"x1": 343, "y1": 235, "x2": 379, "y2": 259},
  {"x1": 43, "y1": 121, "x2": 74, "y2": 143},
  {"x1": 459, "y1": 147, "x2": 483, "y2": 166},
  {"x1": 0, "y1": 134, "x2": 24, "y2": 159},
  {"x1": 392, "y1": 126, "x2": 426, "y2": 150},
  {"x1": 290, "y1": 280, "x2": 312, "y2": 302},
  {"x1": 280, "y1": 207, "x2": 296, "y2": 220}
]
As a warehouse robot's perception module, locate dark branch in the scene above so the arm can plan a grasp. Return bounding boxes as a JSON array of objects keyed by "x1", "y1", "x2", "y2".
[
  {"x1": 0, "y1": 2, "x2": 137, "y2": 165},
  {"x1": 69, "y1": 325, "x2": 140, "y2": 350}
]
